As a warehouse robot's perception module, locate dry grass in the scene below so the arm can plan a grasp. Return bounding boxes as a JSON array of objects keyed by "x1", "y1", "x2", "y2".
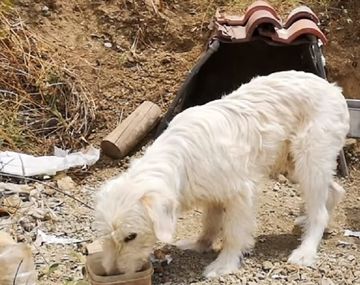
[{"x1": 0, "y1": 3, "x2": 95, "y2": 154}]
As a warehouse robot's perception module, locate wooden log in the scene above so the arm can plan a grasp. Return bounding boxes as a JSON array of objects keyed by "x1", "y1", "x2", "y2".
[{"x1": 101, "y1": 101, "x2": 162, "y2": 159}]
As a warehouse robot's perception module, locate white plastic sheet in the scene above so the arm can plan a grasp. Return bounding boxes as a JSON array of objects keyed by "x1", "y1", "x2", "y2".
[
  {"x1": 35, "y1": 229, "x2": 84, "y2": 246},
  {"x1": 344, "y1": 229, "x2": 360, "y2": 238},
  {"x1": 0, "y1": 145, "x2": 100, "y2": 177}
]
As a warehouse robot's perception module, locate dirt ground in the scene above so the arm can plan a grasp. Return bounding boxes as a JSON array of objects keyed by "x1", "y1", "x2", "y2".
[
  {"x1": 11, "y1": 0, "x2": 360, "y2": 153},
  {"x1": 0, "y1": 0, "x2": 360, "y2": 284},
  {"x1": 2, "y1": 148, "x2": 359, "y2": 285}
]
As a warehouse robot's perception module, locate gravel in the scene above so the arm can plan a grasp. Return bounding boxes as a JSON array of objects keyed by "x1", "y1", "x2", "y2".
[{"x1": 0, "y1": 155, "x2": 359, "y2": 285}]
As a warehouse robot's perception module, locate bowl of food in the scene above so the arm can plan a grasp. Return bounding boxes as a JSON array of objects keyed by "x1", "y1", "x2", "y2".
[{"x1": 84, "y1": 241, "x2": 153, "y2": 285}]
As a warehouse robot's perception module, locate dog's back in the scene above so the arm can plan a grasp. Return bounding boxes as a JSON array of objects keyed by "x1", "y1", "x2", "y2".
[
  {"x1": 170, "y1": 70, "x2": 348, "y2": 144},
  {"x1": 147, "y1": 70, "x2": 349, "y2": 203}
]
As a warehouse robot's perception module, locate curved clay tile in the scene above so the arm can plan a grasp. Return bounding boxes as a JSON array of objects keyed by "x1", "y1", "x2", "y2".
[
  {"x1": 216, "y1": 10, "x2": 282, "y2": 42},
  {"x1": 284, "y1": 6, "x2": 319, "y2": 29},
  {"x1": 245, "y1": 0, "x2": 280, "y2": 20},
  {"x1": 246, "y1": 10, "x2": 282, "y2": 36},
  {"x1": 215, "y1": 11, "x2": 248, "y2": 26},
  {"x1": 272, "y1": 19, "x2": 328, "y2": 44},
  {"x1": 215, "y1": 0, "x2": 280, "y2": 26}
]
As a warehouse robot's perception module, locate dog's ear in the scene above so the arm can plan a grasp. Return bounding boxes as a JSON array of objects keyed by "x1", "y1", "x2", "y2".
[{"x1": 141, "y1": 193, "x2": 177, "y2": 243}]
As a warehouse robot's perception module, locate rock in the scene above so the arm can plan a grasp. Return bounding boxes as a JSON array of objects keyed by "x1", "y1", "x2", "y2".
[
  {"x1": 43, "y1": 186, "x2": 56, "y2": 196},
  {"x1": 28, "y1": 208, "x2": 49, "y2": 221},
  {"x1": 321, "y1": 277, "x2": 335, "y2": 285},
  {"x1": 345, "y1": 138, "x2": 357, "y2": 148},
  {"x1": 29, "y1": 189, "x2": 40, "y2": 199},
  {"x1": 3, "y1": 194, "x2": 22, "y2": 214},
  {"x1": 347, "y1": 255, "x2": 355, "y2": 262},
  {"x1": 34, "y1": 183, "x2": 45, "y2": 192},
  {"x1": 272, "y1": 183, "x2": 280, "y2": 192},
  {"x1": 278, "y1": 174, "x2": 288, "y2": 184},
  {"x1": 300, "y1": 273, "x2": 309, "y2": 281},
  {"x1": 262, "y1": 260, "x2": 273, "y2": 271},
  {"x1": 19, "y1": 217, "x2": 36, "y2": 232},
  {"x1": 288, "y1": 272, "x2": 300, "y2": 282},
  {"x1": 56, "y1": 176, "x2": 76, "y2": 192},
  {"x1": 255, "y1": 272, "x2": 265, "y2": 280},
  {"x1": 41, "y1": 5, "x2": 50, "y2": 16},
  {"x1": 104, "y1": 42, "x2": 112, "y2": 48}
]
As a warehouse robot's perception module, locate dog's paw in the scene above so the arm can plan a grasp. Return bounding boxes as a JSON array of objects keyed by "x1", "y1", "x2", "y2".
[
  {"x1": 288, "y1": 247, "x2": 316, "y2": 267},
  {"x1": 175, "y1": 239, "x2": 212, "y2": 253},
  {"x1": 203, "y1": 256, "x2": 240, "y2": 278}
]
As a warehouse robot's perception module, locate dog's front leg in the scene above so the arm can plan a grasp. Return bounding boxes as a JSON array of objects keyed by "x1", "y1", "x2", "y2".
[{"x1": 203, "y1": 196, "x2": 256, "y2": 278}]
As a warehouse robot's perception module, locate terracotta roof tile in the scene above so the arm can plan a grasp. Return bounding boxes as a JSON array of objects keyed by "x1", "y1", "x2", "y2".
[
  {"x1": 216, "y1": 10, "x2": 282, "y2": 42},
  {"x1": 273, "y1": 19, "x2": 327, "y2": 44},
  {"x1": 284, "y1": 5, "x2": 319, "y2": 28},
  {"x1": 213, "y1": 1, "x2": 327, "y2": 45},
  {"x1": 216, "y1": 0, "x2": 280, "y2": 26}
]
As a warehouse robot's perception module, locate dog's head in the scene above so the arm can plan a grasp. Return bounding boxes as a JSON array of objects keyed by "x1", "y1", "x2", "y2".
[{"x1": 94, "y1": 175, "x2": 177, "y2": 274}]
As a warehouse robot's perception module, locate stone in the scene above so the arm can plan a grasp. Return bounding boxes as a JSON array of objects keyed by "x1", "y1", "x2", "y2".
[
  {"x1": 104, "y1": 42, "x2": 113, "y2": 48},
  {"x1": 345, "y1": 138, "x2": 357, "y2": 148},
  {"x1": 56, "y1": 176, "x2": 76, "y2": 192},
  {"x1": 262, "y1": 260, "x2": 273, "y2": 271},
  {"x1": 19, "y1": 216, "x2": 35, "y2": 232},
  {"x1": 288, "y1": 272, "x2": 300, "y2": 282},
  {"x1": 272, "y1": 183, "x2": 280, "y2": 192},
  {"x1": 278, "y1": 174, "x2": 288, "y2": 184}
]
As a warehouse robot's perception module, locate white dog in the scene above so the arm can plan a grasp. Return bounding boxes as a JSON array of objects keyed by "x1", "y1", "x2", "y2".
[{"x1": 95, "y1": 70, "x2": 349, "y2": 278}]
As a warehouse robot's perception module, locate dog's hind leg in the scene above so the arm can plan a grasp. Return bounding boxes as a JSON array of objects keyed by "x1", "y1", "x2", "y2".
[
  {"x1": 176, "y1": 204, "x2": 223, "y2": 253},
  {"x1": 326, "y1": 181, "x2": 345, "y2": 220},
  {"x1": 294, "y1": 180, "x2": 345, "y2": 228},
  {"x1": 288, "y1": 125, "x2": 341, "y2": 266},
  {"x1": 203, "y1": 195, "x2": 256, "y2": 278}
]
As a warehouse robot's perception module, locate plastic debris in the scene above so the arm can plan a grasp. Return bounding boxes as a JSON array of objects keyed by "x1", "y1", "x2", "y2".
[
  {"x1": 0, "y1": 145, "x2": 100, "y2": 177},
  {"x1": 35, "y1": 229, "x2": 84, "y2": 246},
  {"x1": 344, "y1": 229, "x2": 360, "y2": 238}
]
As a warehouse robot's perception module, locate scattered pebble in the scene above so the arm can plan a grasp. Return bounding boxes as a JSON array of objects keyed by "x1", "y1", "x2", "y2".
[
  {"x1": 272, "y1": 183, "x2": 280, "y2": 191},
  {"x1": 278, "y1": 174, "x2": 288, "y2": 184},
  {"x1": 262, "y1": 261, "x2": 273, "y2": 271},
  {"x1": 56, "y1": 176, "x2": 77, "y2": 192}
]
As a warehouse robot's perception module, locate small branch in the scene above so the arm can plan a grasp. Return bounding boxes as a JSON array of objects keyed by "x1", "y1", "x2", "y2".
[
  {"x1": 0, "y1": 89, "x2": 18, "y2": 96},
  {"x1": 13, "y1": 259, "x2": 23, "y2": 285}
]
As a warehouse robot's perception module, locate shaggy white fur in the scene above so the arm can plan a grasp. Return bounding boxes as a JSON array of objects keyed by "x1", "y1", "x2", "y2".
[{"x1": 95, "y1": 70, "x2": 349, "y2": 278}]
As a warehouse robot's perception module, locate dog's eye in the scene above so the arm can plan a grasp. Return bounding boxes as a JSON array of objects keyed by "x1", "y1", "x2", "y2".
[{"x1": 124, "y1": 233, "x2": 137, "y2": 242}]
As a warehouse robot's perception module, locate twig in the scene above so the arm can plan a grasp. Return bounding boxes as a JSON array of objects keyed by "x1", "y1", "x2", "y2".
[
  {"x1": 13, "y1": 259, "x2": 23, "y2": 285},
  {"x1": 0, "y1": 89, "x2": 18, "y2": 96},
  {"x1": 0, "y1": 172, "x2": 94, "y2": 210},
  {"x1": 119, "y1": 107, "x2": 124, "y2": 124},
  {"x1": 32, "y1": 243, "x2": 49, "y2": 266}
]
